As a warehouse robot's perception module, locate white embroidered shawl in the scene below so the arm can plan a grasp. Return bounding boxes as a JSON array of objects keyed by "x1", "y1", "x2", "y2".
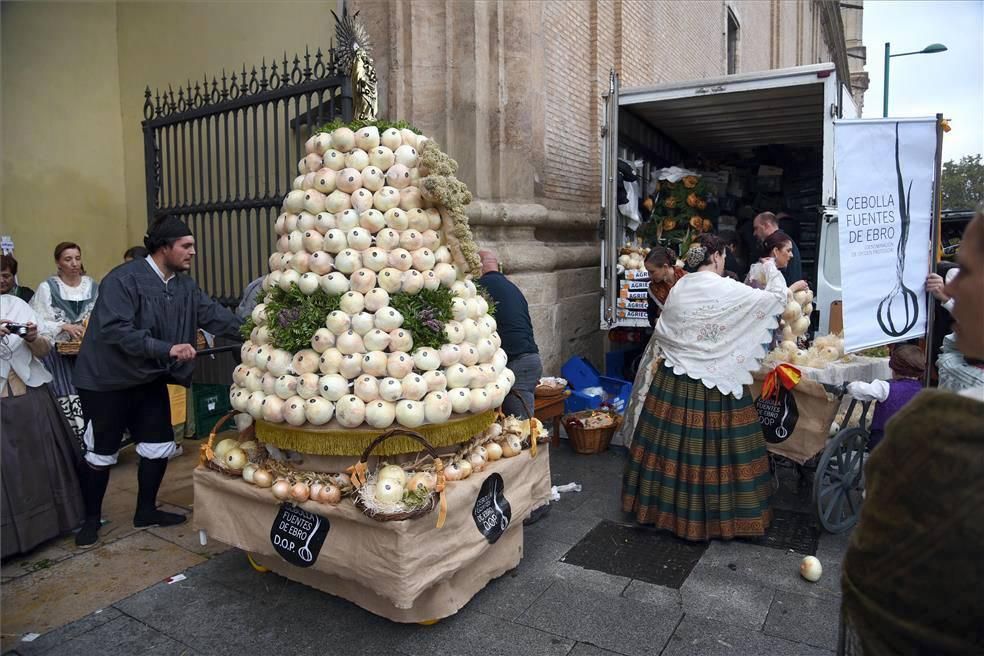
[{"x1": 613, "y1": 262, "x2": 786, "y2": 447}]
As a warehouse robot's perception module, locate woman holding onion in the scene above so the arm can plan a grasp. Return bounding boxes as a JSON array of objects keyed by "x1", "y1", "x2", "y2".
[
  {"x1": 30, "y1": 242, "x2": 99, "y2": 442},
  {"x1": 621, "y1": 233, "x2": 787, "y2": 540},
  {"x1": 645, "y1": 246, "x2": 685, "y2": 328}
]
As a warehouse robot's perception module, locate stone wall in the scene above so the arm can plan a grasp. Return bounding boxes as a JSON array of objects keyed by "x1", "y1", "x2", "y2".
[{"x1": 352, "y1": 0, "x2": 861, "y2": 376}]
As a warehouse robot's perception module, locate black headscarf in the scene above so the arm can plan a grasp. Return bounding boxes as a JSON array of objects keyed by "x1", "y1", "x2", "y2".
[{"x1": 144, "y1": 215, "x2": 192, "y2": 252}]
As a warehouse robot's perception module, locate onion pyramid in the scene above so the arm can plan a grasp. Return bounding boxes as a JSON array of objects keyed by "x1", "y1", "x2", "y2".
[{"x1": 230, "y1": 123, "x2": 514, "y2": 438}]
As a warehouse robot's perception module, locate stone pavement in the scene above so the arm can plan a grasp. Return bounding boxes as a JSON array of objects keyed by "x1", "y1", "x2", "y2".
[{"x1": 1, "y1": 438, "x2": 847, "y2": 656}]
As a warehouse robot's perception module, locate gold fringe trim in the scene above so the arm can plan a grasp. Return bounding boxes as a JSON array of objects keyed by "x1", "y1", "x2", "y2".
[{"x1": 254, "y1": 411, "x2": 497, "y2": 457}]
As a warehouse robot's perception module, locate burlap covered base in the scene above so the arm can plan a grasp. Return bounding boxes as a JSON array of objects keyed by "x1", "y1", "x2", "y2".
[{"x1": 193, "y1": 446, "x2": 551, "y2": 622}]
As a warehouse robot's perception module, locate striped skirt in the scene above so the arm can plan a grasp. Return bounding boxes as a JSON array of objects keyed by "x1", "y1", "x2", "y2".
[{"x1": 622, "y1": 365, "x2": 773, "y2": 541}]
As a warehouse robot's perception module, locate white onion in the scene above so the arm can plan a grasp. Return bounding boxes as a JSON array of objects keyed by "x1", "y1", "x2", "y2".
[
  {"x1": 308, "y1": 251, "x2": 333, "y2": 275},
  {"x1": 350, "y1": 269, "x2": 377, "y2": 295},
  {"x1": 375, "y1": 228, "x2": 401, "y2": 250},
  {"x1": 388, "y1": 328, "x2": 413, "y2": 352},
  {"x1": 362, "y1": 351, "x2": 389, "y2": 378},
  {"x1": 444, "y1": 321, "x2": 465, "y2": 344},
  {"x1": 387, "y1": 352, "x2": 414, "y2": 379},
  {"x1": 401, "y1": 269, "x2": 424, "y2": 294},
  {"x1": 303, "y1": 190, "x2": 326, "y2": 214},
  {"x1": 325, "y1": 310, "x2": 351, "y2": 335},
  {"x1": 800, "y1": 556, "x2": 823, "y2": 582},
  {"x1": 322, "y1": 229, "x2": 348, "y2": 254},
  {"x1": 351, "y1": 188, "x2": 374, "y2": 214},
  {"x1": 354, "y1": 125, "x2": 380, "y2": 151},
  {"x1": 389, "y1": 248, "x2": 413, "y2": 272},
  {"x1": 267, "y1": 349, "x2": 294, "y2": 377},
  {"x1": 363, "y1": 328, "x2": 391, "y2": 352},
  {"x1": 374, "y1": 478, "x2": 404, "y2": 503},
  {"x1": 361, "y1": 166, "x2": 385, "y2": 192},
  {"x1": 334, "y1": 249, "x2": 362, "y2": 275},
  {"x1": 345, "y1": 148, "x2": 369, "y2": 171},
  {"x1": 395, "y1": 399, "x2": 425, "y2": 428},
  {"x1": 354, "y1": 375, "x2": 381, "y2": 402},
  {"x1": 284, "y1": 190, "x2": 306, "y2": 213},
  {"x1": 380, "y1": 128, "x2": 401, "y2": 151},
  {"x1": 335, "y1": 167, "x2": 363, "y2": 193},
  {"x1": 378, "y1": 377, "x2": 403, "y2": 402},
  {"x1": 459, "y1": 344, "x2": 479, "y2": 366},
  {"x1": 439, "y1": 344, "x2": 462, "y2": 367},
  {"x1": 377, "y1": 268, "x2": 403, "y2": 294},
  {"x1": 260, "y1": 372, "x2": 278, "y2": 395},
  {"x1": 304, "y1": 397, "x2": 335, "y2": 426},
  {"x1": 399, "y1": 186, "x2": 423, "y2": 211},
  {"x1": 363, "y1": 249, "x2": 390, "y2": 273},
  {"x1": 423, "y1": 390, "x2": 452, "y2": 424},
  {"x1": 412, "y1": 348, "x2": 441, "y2": 371},
  {"x1": 322, "y1": 148, "x2": 345, "y2": 171},
  {"x1": 246, "y1": 391, "x2": 266, "y2": 419},
  {"x1": 319, "y1": 373, "x2": 349, "y2": 401},
  {"x1": 261, "y1": 396, "x2": 285, "y2": 423},
  {"x1": 359, "y1": 209, "x2": 386, "y2": 234},
  {"x1": 445, "y1": 363, "x2": 471, "y2": 389},
  {"x1": 274, "y1": 375, "x2": 299, "y2": 400},
  {"x1": 364, "y1": 288, "x2": 390, "y2": 313},
  {"x1": 335, "y1": 395, "x2": 366, "y2": 427},
  {"x1": 318, "y1": 348, "x2": 343, "y2": 374},
  {"x1": 422, "y1": 370, "x2": 448, "y2": 392},
  {"x1": 298, "y1": 272, "x2": 320, "y2": 295},
  {"x1": 313, "y1": 133, "x2": 332, "y2": 154},
  {"x1": 320, "y1": 272, "x2": 350, "y2": 296},
  {"x1": 339, "y1": 354, "x2": 363, "y2": 380},
  {"x1": 369, "y1": 145, "x2": 395, "y2": 170},
  {"x1": 340, "y1": 291, "x2": 365, "y2": 315},
  {"x1": 230, "y1": 387, "x2": 249, "y2": 411},
  {"x1": 375, "y1": 307, "x2": 404, "y2": 331},
  {"x1": 387, "y1": 164, "x2": 412, "y2": 189},
  {"x1": 373, "y1": 186, "x2": 401, "y2": 213},
  {"x1": 401, "y1": 374, "x2": 428, "y2": 401},
  {"x1": 296, "y1": 372, "x2": 321, "y2": 399},
  {"x1": 365, "y1": 400, "x2": 396, "y2": 429},
  {"x1": 324, "y1": 190, "x2": 351, "y2": 213},
  {"x1": 291, "y1": 349, "x2": 321, "y2": 375},
  {"x1": 383, "y1": 208, "x2": 408, "y2": 231},
  {"x1": 335, "y1": 209, "x2": 359, "y2": 230},
  {"x1": 336, "y1": 330, "x2": 366, "y2": 355},
  {"x1": 406, "y1": 209, "x2": 429, "y2": 232},
  {"x1": 287, "y1": 230, "x2": 305, "y2": 253},
  {"x1": 283, "y1": 396, "x2": 307, "y2": 426},
  {"x1": 313, "y1": 168, "x2": 336, "y2": 194},
  {"x1": 434, "y1": 263, "x2": 457, "y2": 288},
  {"x1": 351, "y1": 311, "x2": 375, "y2": 336},
  {"x1": 449, "y1": 388, "x2": 471, "y2": 414},
  {"x1": 331, "y1": 127, "x2": 355, "y2": 152}
]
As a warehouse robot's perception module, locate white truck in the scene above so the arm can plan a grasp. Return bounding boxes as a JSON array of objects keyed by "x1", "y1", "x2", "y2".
[{"x1": 601, "y1": 63, "x2": 860, "y2": 338}]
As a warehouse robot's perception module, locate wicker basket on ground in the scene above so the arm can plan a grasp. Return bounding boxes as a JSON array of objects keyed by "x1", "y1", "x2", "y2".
[{"x1": 562, "y1": 409, "x2": 622, "y2": 455}]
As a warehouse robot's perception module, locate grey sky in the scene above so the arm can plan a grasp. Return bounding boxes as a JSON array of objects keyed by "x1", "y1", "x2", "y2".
[{"x1": 862, "y1": 0, "x2": 983, "y2": 162}]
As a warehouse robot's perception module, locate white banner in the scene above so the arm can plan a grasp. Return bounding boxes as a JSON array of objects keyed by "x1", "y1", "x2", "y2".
[{"x1": 834, "y1": 118, "x2": 937, "y2": 352}]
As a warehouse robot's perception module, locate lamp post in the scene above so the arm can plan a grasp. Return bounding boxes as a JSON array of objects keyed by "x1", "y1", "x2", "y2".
[{"x1": 883, "y1": 42, "x2": 948, "y2": 117}]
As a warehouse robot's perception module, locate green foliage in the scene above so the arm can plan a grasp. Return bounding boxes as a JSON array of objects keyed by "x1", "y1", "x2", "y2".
[
  {"x1": 402, "y1": 483, "x2": 432, "y2": 510},
  {"x1": 264, "y1": 286, "x2": 341, "y2": 353},
  {"x1": 388, "y1": 287, "x2": 454, "y2": 350},
  {"x1": 240, "y1": 316, "x2": 256, "y2": 341},
  {"x1": 941, "y1": 154, "x2": 984, "y2": 211},
  {"x1": 315, "y1": 118, "x2": 421, "y2": 136},
  {"x1": 474, "y1": 282, "x2": 497, "y2": 316}
]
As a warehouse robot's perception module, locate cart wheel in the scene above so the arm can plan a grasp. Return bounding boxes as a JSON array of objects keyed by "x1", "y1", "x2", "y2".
[
  {"x1": 417, "y1": 619, "x2": 440, "y2": 626},
  {"x1": 813, "y1": 427, "x2": 867, "y2": 534},
  {"x1": 247, "y1": 553, "x2": 269, "y2": 573}
]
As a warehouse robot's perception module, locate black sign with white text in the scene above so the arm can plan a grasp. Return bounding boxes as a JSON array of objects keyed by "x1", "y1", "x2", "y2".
[
  {"x1": 270, "y1": 503, "x2": 329, "y2": 567},
  {"x1": 472, "y1": 473, "x2": 511, "y2": 544}
]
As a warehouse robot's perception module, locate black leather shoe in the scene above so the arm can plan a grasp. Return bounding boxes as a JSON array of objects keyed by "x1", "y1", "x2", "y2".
[{"x1": 133, "y1": 509, "x2": 187, "y2": 529}]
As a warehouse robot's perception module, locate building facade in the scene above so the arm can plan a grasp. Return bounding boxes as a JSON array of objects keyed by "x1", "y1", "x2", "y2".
[{"x1": 2, "y1": 0, "x2": 865, "y2": 374}]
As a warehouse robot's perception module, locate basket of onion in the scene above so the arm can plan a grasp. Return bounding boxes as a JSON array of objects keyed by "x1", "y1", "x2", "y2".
[
  {"x1": 351, "y1": 429, "x2": 448, "y2": 526},
  {"x1": 201, "y1": 411, "x2": 266, "y2": 476}
]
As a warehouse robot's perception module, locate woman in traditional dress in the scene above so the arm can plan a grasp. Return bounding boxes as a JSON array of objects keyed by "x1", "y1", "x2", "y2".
[
  {"x1": 645, "y1": 245, "x2": 685, "y2": 328},
  {"x1": 30, "y1": 242, "x2": 99, "y2": 441},
  {"x1": 1, "y1": 294, "x2": 84, "y2": 558},
  {"x1": 621, "y1": 233, "x2": 789, "y2": 541}
]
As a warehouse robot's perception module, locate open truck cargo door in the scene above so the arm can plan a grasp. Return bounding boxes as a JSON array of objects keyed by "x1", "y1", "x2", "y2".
[
  {"x1": 600, "y1": 69, "x2": 620, "y2": 329},
  {"x1": 600, "y1": 63, "x2": 856, "y2": 333}
]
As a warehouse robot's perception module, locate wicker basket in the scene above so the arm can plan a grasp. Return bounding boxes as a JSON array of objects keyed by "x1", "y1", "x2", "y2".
[
  {"x1": 200, "y1": 410, "x2": 247, "y2": 476},
  {"x1": 563, "y1": 410, "x2": 622, "y2": 455},
  {"x1": 351, "y1": 429, "x2": 447, "y2": 527}
]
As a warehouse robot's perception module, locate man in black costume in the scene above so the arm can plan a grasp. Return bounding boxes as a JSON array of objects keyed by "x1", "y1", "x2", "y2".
[{"x1": 73, "y1": 216, "x2": 242, "y2": 547}]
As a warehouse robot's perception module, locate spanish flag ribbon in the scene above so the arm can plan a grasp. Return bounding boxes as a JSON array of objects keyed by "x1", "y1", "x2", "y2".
[{"x1": 761, "y1": 364, "x2": 802, "y2": 400}]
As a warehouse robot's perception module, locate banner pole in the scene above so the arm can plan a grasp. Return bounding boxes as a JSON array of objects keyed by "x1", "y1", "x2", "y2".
[{"x1": 924, "y1": 113, "x2": 944, "y2": 387}]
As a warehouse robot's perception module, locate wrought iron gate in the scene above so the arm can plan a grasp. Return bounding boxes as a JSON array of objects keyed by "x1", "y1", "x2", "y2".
[{"x1": 142, "y1": 48, "x2": 352, "y2": 306}]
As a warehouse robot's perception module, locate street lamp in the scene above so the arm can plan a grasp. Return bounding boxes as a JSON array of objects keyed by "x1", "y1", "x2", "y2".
[{"x1": 883, "y1": 42, "x2": 948, "y2": 117}]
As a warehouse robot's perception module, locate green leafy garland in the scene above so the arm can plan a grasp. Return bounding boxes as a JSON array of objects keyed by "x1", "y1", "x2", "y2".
[
  {"x1": 388, "y1": 287, "x2": 454, "y2": 350},
  {"x1": 474, "y1": 281, "x2": 497, "y2": 317},
  {"x1": 263, "y1": 286, "x2": 341, "y2": 353}
]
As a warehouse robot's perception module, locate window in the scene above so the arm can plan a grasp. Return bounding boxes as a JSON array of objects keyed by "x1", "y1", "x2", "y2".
[{"x1": 727, "y1": 9, "x2": 739, "y2": 74}]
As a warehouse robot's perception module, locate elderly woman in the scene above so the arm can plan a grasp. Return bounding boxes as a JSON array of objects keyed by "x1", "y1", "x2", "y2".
[
  {"x1": 1, "y1": 295, "x2": 84, "y2": 557},
  {"x1": 622, "y1": 234, "x2": 787, "y2": 540},
  {"x1": 1, "y1": 254, "x2": 35, "y2": 303},
  {"x1": 839, "y1": 211, "x2": 984, "y2": 654},
  {"x1": 30, "y1": 242, "x2": 99, "y2": 440}
]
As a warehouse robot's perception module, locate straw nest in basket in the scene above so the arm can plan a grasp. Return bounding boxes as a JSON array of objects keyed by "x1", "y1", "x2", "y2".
[{"x1": 355, "y1": 471, "x2": 437, "y2": 520}]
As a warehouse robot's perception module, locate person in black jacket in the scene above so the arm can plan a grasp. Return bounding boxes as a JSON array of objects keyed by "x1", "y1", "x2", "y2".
[
  {"x1": 72, "y1": 216, "x2": 242, "y2": 547},
  {"x1": 477, "y1": 250, "x2": 541, "y2": 419}
]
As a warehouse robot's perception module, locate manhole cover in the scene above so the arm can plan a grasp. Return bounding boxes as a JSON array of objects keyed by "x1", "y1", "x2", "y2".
[
  {"x1": 561, "y1": 520, "x2": 708, "y2": 589},
  {"x1": 747, "y1": 508, "x2": 821, "y2": 555}
]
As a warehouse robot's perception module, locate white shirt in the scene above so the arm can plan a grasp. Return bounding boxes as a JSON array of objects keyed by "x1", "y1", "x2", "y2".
[
  {"x1": 29, "y1": 275, "x2": 98, "y2": 341},
  {"x1": 1, "y1": 295, "x2": 53, "y2": 390},
  {"x1": 145, "y1": 255, "x2": 175, "y2": 284}
]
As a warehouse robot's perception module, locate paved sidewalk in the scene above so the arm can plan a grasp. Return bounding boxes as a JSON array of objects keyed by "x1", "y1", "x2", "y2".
[{"x1": 1, "y1": 438, "x2": 846, "y2": 656}]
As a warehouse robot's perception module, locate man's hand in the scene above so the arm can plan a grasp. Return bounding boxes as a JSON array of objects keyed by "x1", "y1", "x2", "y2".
[
  {"x1": 790, "y1": 280, "x2": 810, "y2": 293},
  {"x1": 169, "y1": 344, "x2": 197, "y2": 361},
  {"x1": 925, "y1": 273, "x2": 949, "y2": 302},
  {"x1": 0, "y1": 320, "x2": 9, "y2": 338}
]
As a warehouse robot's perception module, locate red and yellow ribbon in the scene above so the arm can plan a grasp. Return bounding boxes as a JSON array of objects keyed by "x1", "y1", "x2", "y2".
[{"x1": 761, "y1": 364, "x2": 802, "y2": 400}]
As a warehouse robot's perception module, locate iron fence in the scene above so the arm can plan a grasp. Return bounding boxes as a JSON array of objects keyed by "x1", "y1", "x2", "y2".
[{"x1": 142, "y1": 47, "x2": 352, "y2": 306}]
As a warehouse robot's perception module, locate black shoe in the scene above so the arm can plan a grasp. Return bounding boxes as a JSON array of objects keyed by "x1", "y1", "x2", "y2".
[
  {"x1": 75, "y1": 518, "x2": 102, "y2": 548},
  {"x1": 133, "y1": 509, "x2": 187, "y2": 529},
  {"x1": 523, "y1": 504, "x2": 552, "y2": 526}
]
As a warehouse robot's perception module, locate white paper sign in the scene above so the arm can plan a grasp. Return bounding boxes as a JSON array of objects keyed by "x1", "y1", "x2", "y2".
[{"x1": 834, "y1": 119, "x2": 937, "y2": 352}]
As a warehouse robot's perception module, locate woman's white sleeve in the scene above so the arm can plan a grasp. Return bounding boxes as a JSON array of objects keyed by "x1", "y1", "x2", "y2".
[{"x1": 29, "y1": 282, "x2": 63, "y2": 339}]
